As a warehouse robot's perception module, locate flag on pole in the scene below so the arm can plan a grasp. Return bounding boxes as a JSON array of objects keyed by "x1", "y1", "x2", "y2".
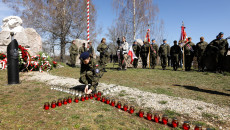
[
  {"x1": 180, "y1": 21, "x2": 188, "y2": 47},
  {"x1": 128, "y1": 46, "x2": 137, "y2": 64},
  {"x1": 186, "y1": 43, "x2": 194, "y2": 51},
  {"x1": 145, "y1": 29, "x2": 150, "y2": 43}
]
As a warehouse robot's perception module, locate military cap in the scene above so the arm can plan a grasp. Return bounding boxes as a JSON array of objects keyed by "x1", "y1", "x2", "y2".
[
  {"x1": 163, "y1": 39, "x2": 166, "y2": 41},
  {"x1": 152, "y1": 39, "x2": 155, "y2": 41},
  {"x1": 80, "y1": 52, "x2": 90, "y2": 60},
  {"x1": 219, "y1": 32, "x2": 224, "y2": 35}
]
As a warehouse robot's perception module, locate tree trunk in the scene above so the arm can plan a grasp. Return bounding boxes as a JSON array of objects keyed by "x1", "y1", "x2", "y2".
[
  {"x1": 133, "y1": 0, "x2": 136, "y2": 40},
  {"x1": 60, "y1": 39, "x2": 66, "y2": 62}
]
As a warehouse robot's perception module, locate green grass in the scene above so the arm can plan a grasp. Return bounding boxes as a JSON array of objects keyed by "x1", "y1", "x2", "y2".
[
  {"x1": 158, "y1": 100, "x2": 168, "y2": 104},
  {"x1": 50, "y1": 63, "x2": 230, "y2": 107}
]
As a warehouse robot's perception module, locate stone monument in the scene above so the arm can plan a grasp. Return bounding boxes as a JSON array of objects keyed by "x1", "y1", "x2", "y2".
[{"x1": 0, "y1": 16, "x2": 42, "y2": 56}]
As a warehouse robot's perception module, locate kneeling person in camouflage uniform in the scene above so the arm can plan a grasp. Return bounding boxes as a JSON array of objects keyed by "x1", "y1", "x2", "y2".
[{"x1": 79, "y1": 52, "x2": 103, "y2": 94}]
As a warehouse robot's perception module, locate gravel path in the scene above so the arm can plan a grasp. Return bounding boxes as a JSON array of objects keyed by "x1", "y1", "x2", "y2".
[{"x1": 24, "y1": 72, "x2": 230, "y2": 124}]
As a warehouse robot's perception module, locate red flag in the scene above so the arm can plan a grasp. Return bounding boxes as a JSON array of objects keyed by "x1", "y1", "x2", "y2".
[
  {"x1": 180, "y1": 22, "x2": 188, "y2": 47},
  {"x1": 145, "y1": 29, "x2": 150, "y2": 43}
]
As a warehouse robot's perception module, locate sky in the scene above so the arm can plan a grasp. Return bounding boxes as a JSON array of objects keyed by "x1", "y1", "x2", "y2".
[{"x1": 0, "y1": 0, "x2": 230, "y2": 47}]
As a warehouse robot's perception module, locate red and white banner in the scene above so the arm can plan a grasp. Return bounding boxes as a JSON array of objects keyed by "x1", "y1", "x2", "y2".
[
  {"x1": 180, "y1": 22, "x2": 188, "y2": 47},
  {"x1": 128, "y1": 46, "x2": 137, "y2": 64},
  {"x1": 145, "y1": 29, "x2": 150, "y2": 43}
]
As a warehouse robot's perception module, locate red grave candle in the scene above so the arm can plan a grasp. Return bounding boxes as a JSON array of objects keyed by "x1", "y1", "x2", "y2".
[
  {"x1": 63, "y1": 98, "x2": 68, "y2": 105},
  {"x1": 51, "y1": 100, "x2": 56, "y2": 108},
  {"x1": 74, "y1": 96, "x2": 79, "y2": 103},
  {"x1": 182, "y1": 121, "x2": 190, "y2": 130},
  {"x1": 101, "y1": 96, "x2": 106, "y2": 102},
  {"x1": 172, "y1": 117, "x2": 179, "y2": 128},
  {"x1": 106, "y1": 97, "x2": 110, "y2": 104},
  {"x1": 162, "y1": 115, "x2": 168, "y2": 125},
  {"x1": 94, "y1": 93, "x2": 97, "y2": 98},
  {"x1": 123, "y1": 104, "x2": 128, "y2": 111},
  {"x1": 154, "y1": 113, "x2": 160, "y2": 123},
  {"x1": 116, "y1": 101, "x2": 121, "y2": 109},
  {"x1": 111, "y1": 99, "x2": 115, "y2": 107},
  {"x1": 97, "y1": 95, "x2": 101, "y2": 101},
  {"x1": 67, "y1": 97, "x2": 72, "y2": 103},
  {"x1": 129, "y1": 106, "x2": 135, "y2": 114},
  {"x1": 85, "y1": 95, "x2": 89, "y2": 100},
  {"x1": 146, "y1": 112, "x2": 152, "y2": 120},
  {"x1": 57, "y1": 99, "x2": 62, "y2": 106},
  {"x1": 194, "y1": 125, "x2": 202, "y2": 130},
  {"x1": 81, "y1": 95, "x2": 85, "y2": 101},
  {"x1": 138, "y1": 109, "x2": 144, "y2": 118},
  {"x1": 97, "y1": 91, "x2": 102, "y2": 96},
  {"x1": 90, "y1": 94, "x2": 94, "y2": 99},
  {"x1": 44, "y1": 102, "x2": 50, "y2": 110}
]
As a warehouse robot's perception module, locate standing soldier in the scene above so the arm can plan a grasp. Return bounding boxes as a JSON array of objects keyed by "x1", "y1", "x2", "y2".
[
  {"x1": 79, "y1": 52, "x2": 103, "y2": 94},
  {"x1": 170, "y1": 40, "x2": 181, "y2": 71},
  {"x1": 132, "y1": 40, "x2": 141, "y2": 68},
  {"x1": 87, "y1": 41, "x2": 94, "y2": 58},
  {"x1": 209, "y1": 32, "x2": 229, "y2": 73},
  {"x1": 195, "y1": 37, "x2": 208, "y2": 72},
  {"x1": 97, "y1": 38, "x2": 109, "y2": 72},
  {"x1": 150, "y1": 39, "x2": 158, "y2": 69},
  {"x1": 184, "y1": 37, "x2": 196, "y2": 71},
  {"x1": 69, "y1": 40, "x2": 78, "y2": 67},
  {"x1": 158, "y1": 39, "x2": 170, "y2": 70},
  {"x1": 79, "y1": 43, "x2": 86, "y2": 55},
  {"x1": 118, "y1": 36, "x2": 129, "y2": 70},
  {"x1": 140, "y1": 41, "x2": 150, "y2": 69}
]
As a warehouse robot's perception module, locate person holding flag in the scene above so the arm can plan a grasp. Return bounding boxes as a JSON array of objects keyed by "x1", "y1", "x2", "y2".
[
  {"x1": 150, "y1": 39, "x2": 158, "y2": 69},
  {"x1": 131, "y1": 40, "x2": 141, "y2": 68},
  {"x1": 184, "y1": 37, "x2": 196, "y2": 71}
]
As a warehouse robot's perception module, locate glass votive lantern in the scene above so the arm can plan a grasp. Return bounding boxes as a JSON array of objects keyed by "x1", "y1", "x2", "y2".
[
  {"x1": 154, "y1": 113, "x2": 160, "y2": 123},
  {"x1": 97, "y1": 91, "x2": 102, "y2": 96},
  {"x1": 85, "y1": 94, "x2": 89, "y2": 100},
  {"x1": 57, "y1": 99, "x2": 62, "y2": 106},
  {"x1": 90, "y1": 94, "x2": 94, "y2": 99},
  {"x1": 123, "y1": 104, "x2": 128, "y2": 111},
  {"x1": 116, "y1": 101, "x2": 122, "y2": 109},
  {"x1": 194, "y1": 124, "x2": 202, "y2": 130},
  {"x1": 44, "y1": 102, "x2": 50, "y2": 110},
  {"x1": 111, "y1": 99, "x2": 115, "y2": 107},
  {"x1": 172, "y1": 117, "x2": 179, "y2": 128},
  {"x1": 138, "y1": 109, "x2": 144, "y2": 118},
  {"x1": 81, "y1": 95, "x2": 85, "y2": 101},
  {"x1": 147, "y1": 112, "x2": 152, "y2": 120},
  {"x1": 129, "y1": 106, "x2": 135, "y2": 114},
  {"x1": 63, "y1": 98, "x2": 68, "y2": 105},
  {"x1": 106, "y1": 97, "x2": 110, "y2": 104},
  {"x1": 97, "y1": 95, "x2": 101, "y2": 101},
  {"x1": 67, "y1": 96, "x2": 72, "y2": 103},
  {"x1": 162, "y1": 114, "x2": 168, "y2": 125},
  {"x1": 101, "y1": 96, "x2": 106, "y2": 102},
  {"x1": 182, "y1": 121, "x2": 190, "y2": 130},
  {"x1": 51, "y1": 100, "x2": 56, "y2": 108},
  {"x1": 74, "y1": 96, "x2": 79, "y2": 103},
  {"x1": 94, "y1": 93, "x2": 97, "y2": 98}
]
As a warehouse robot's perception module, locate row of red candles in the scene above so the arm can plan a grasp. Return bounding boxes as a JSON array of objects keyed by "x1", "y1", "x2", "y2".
[{"x1": 43, "y1": 91, "x2": 208, "y2": 130}]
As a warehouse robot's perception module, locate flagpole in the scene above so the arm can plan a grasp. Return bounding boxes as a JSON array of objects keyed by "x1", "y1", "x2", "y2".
[{"x1": 183, "y1": 46, "x2": 185, "y2": 71}]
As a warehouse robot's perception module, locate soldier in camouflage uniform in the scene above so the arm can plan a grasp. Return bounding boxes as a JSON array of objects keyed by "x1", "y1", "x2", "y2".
[
  {"x1": 79, "y1": 52, "x2": 103, "y2": 94},
  {"x1": 79, "y1": 43, "x2": 86, "y2": 55},
  {"x1": 158, "y1": 39, "x2": 170, "y2": 70},
  {"x1": 69, "y1": 40, "x2": 78, "y2": 67},
  {"x1": 132, "y1": 40, "x2": 141, "y2": 68},
  {"x1": 150, "y1": 39, "x2": 158, "y2": 69},
  {"x1": 97, "y1": 38, "x2": 109, "y2": 72},
  {"x1": 184, "y1": 37, "x2": 196, "y2": 71},
  {"x1": 209, "y1": 32, "x2": 229, "y2": 73},
  {"x1": 140, "y1": 41, "x2": 150, "y2": 69},
  {"x1": 170, "y1": 40, "x2": 181, "y2": 71},
  {"x1": 87, "y1": 41, "x2": 94, "y2": 58},
  {"x1": 195, "y1": 37, "x2": 208, "y2": 72}
]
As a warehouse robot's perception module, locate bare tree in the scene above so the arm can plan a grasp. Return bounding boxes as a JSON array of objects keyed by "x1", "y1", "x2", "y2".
[
  {"x1": 112, "y1": 0, "x2": 160, "y2": 42},
  {"x1": 3, "y1": 0, "x2": 97, "y2": 62}
]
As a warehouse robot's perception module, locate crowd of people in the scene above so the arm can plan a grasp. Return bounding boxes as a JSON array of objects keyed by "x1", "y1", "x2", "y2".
[{"x1": 67, "y1": 32, "x2": 229, "y2": 94}]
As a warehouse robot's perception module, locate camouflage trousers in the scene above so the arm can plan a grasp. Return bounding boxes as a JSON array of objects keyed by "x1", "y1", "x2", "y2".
[
  {"x1": 79, "y1": 71, "x2": 99, "y2": 92},
  {"x1": 150, "y1": 54, "x2": 157, "y2": 69},
  {"x1": 70, "y1": 54, "x2": 77, "y2": 65},
  {"x1": 160, "y1": 55, "x2": 168, "y2": 69},
  {"x1": 119, "y1": 54, "x2": 128, "y2": 70}
]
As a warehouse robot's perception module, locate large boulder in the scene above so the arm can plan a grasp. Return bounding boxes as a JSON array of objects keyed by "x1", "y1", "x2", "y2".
[{"x1": 0, "y1": 16, "x2": 42, "y2": 56}]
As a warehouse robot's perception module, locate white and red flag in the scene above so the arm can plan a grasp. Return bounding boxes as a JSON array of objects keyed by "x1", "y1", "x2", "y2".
[
  {"x1": 145, "y1": 29, "x2": 150, "y2": 43},
  {"x1": 128, "y1": 46, "x2": 137, "y2": 64},
  {"x1": 180, "y1": 22, "x2": 188, "y2": 47}
]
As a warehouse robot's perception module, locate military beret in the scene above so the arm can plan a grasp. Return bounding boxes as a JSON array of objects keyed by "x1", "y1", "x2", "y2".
[
  {"x1": 152, "y1": 39, "x2": 155, "y2": 41},
  {"x1": 163, "y1": 39, "x2": 167, "y2": 41},
  {"x1": 80, "y1": 52, "x2": 90, "y2": 60},
  {"x1": 219, "y1": 32, "x2": 224, "y2": 35}
]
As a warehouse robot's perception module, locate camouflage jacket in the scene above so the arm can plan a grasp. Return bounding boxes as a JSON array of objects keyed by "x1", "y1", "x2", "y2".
[
  {"x1": 195, "y1": 41, "x2": 208, "y2": 57},
  {"x1": 170, "y1": 45, "x2": 181, "y2": 56},
  {"x1": 150, "y1": 43, "x2": 158, "y2": 56},
  {"x1": 97, "y1": 43, "x2": 108, "y2": 56},
  {"x1": 69, "y1": 44, "x2": 78, "y2": 55},
  {"x1": 132, "y1": 44, "x2": 141, "y2": 57},
  {"x1": 184, "y1": 42, "x2": 195, "y2": 55},
  {"x1": 79, "y1": 46, "x2": 86, "y2": 54},
  {"x1": 159, "y1": 43, "x2": 170, "y2": 56},
  {"x1": 209, "y1": 38, "x2": 229, "y2": 56}
]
